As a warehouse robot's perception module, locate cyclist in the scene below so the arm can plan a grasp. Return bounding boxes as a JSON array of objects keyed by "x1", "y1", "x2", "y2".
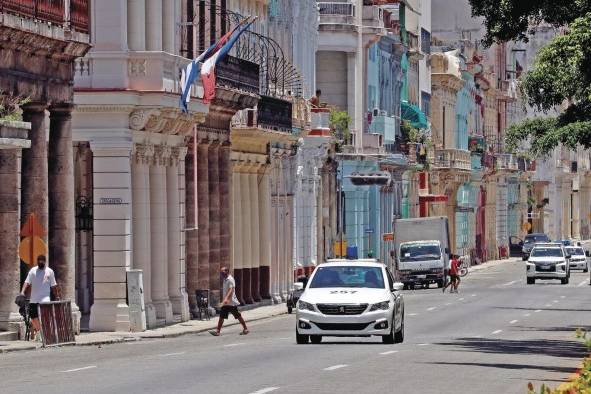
[{"x1": 443, "y1": 254, "x2": 461, "y2": 293}]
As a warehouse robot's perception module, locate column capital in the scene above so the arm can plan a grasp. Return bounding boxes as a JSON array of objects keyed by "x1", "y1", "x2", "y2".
[
  {"x1": 154, "y1": 144, "x2": 172, "y2": 166},
  {"x1": 21, "y1": 102, "x2": 48, "y2": 113},
  {"x1": 133, "y1": 143, "x2": 155, "y2": 165},
  {"x1": 49, "y1": 103, "x2": 75, "y2": 118}
]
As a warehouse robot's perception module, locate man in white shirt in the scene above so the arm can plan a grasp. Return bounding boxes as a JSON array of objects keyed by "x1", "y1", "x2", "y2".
[
  {"x1": 20, "y1": 255, "x2": 59, "y2": 340},
  {"x1": 209, "y1": 267, "x2": 249, "y2": 336}
]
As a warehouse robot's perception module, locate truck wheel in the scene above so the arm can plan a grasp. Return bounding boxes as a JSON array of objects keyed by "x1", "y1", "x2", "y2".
[
  {"x1": 437, "y1": 280, "x2": 444, "y2": 288},
  {"x1": 527, "y1": 278, "x2": 535, "y2": 285},
  {"x1": 296, "y1": 332, "x2": 309, "y2": 344}
]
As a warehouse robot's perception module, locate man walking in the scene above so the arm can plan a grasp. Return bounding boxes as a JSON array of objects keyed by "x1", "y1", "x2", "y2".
[
  {"x1": 20, "y1": 255, "x2": 59, "y2": 340},
  {"x1": 209, "y1": 267, "x2": 249, "y2": 336},
  {"x1": 443, "y1": 254, "x2": 461, "y2": 293}
]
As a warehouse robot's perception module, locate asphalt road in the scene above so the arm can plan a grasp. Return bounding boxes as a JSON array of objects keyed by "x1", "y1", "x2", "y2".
[{"x1": 1, "y1": 258, "x2": 590, "y2": 394}]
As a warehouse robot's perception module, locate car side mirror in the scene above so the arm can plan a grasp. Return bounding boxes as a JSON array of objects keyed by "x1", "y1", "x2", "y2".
[
  {"x1": 565, "y1": 254, "x2": 572, "y2": 259},
  {"x1": 392, "y1": 282, "x2": 404, "y2": 292}
]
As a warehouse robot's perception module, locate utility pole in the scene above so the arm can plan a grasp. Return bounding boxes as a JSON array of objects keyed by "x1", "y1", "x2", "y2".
[{"x1": 354, "y1": 0, "x2": 364, "y2": 153}]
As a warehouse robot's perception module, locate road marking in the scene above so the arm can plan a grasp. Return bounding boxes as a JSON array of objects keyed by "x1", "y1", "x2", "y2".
[
  {"x1": 578, "y1": 280, "x2": 588, "y2": 287},
  {"x1": 249, "y1": 387, "x2": 280, "y2": 394},
  {"x1": 445, "y1": 303, "x2": 452, "y2": 306},
  {"x1": 380, "y1": 350, "x2": 399, "y2": 355},
  {"x1": 534, "y1": 309, "x2": 542, "y2": 313},
  {"x1": 324, "y1": 364, "x2": 348, "y2": 371},
  {"x1": 545, "y1": 304, "x2": 552, "y2": 307},
  {"x1": 560, "y1": 296, "x2": 566, "y2": 299},
  {"x1": 278, "y1": 337, "x2": 291, "y2": 340},
  {"x1": 224, "y1": 343, "x2": 246, "y2": 348},
  {"x1": 408, "y1": 313, "x2": 419, "y2": 316},
  {"x1": 492, "y1": 330, "x2": 503, "y2": 335},
  {"x1": 458, "y1": 297, "x2": 465, "y2": 301},
  {"x1": 510, "y1": 320, "x2": 518, "y2": 324},
  {"x1": 524, "y1": 313, "x2": 531, "y2": 317},
  {"x1": 471, "y1": 294, "x2": 477, "y2": 297},
  {"x1": 417, "y1": 343, "x2": 430, "y2": 346},
  {"x1": 503, "y1": 280, "x2": 518, "y2": 286},
  {"x1": 552, "y1": 300, "x2": 558, "y2": 303},
  {"x1": 427, "y1": 307, "x2": 437, "y2": 311},
  {"x1": 60, "y1": 366, "x2": 97, "y2": 373},
  {"x1": 160, "y1": 352, "x2": 186, "y2": 357}
]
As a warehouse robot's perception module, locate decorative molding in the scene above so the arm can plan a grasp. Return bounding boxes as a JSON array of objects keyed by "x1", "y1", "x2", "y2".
[
  {"x1": 128, "y1": 59, "x2": 147, "y2": 76},
  {"x1": 154, "y1": 145, "x2": 172, "y2": 166},
  {"x1": 129, "y1": 108, "x2": 205, "y2": 136},
  {"x1": 133, "y1": 143, "x2": 155, "y2": 165}
]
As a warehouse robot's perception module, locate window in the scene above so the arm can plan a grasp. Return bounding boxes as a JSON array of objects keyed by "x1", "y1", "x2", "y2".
[
  {"x1": 400, "y1": 243, "x2": 441, "y2": 262},
  {"x1": 310, "y1": 266, "x2": 385, "y2": 289},
  {"x1": 530, "y1": 247, "x2": 563, "y2": 258},
  {"x1": 421, "y1": 28, "x2": 431, "y2": 55}
]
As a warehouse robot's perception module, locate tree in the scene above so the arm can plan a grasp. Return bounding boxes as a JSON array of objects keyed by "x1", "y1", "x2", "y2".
[
  {"x1": 469, "y1": 0, "x2": 591, "y2": 156},
  {"x1": 329, "y1": 109, "x2": 351, "y2": 143}
]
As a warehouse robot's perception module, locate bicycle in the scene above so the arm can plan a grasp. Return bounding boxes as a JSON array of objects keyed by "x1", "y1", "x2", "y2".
[{"x1": 458, "y1": 256, "x2": 470, "y2": 277}]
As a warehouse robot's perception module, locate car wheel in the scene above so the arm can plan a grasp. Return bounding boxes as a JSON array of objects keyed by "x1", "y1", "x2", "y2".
[
  {"x1": 310, "y1": 335, "x2": 322, "y2": 344},
  {"x1": 394, "y1": 314, "x2": 404, "y2": 344},
  {"x1": 423, "y1": 283, "x2": 429, "y2": 289},
  {"x1": 561, "y1": 277, "x2": 568, "y2": 285},
  {"x1": 522, "y1": 255, "x2": 528, "y2": 261},
  {"x1": 437, "y1": 280, "x2": 444, "y2": 288},
  {"x1": 287, "y1": 306, "x2": 293, "y2": 314},
  {"x1": 584, "y1": 267, "x2": 588, "y2": 273},
  {"x1": 296, "y1": 331, "x2": 309, "y2": 344},
  {"x1": 527, "y1": 278, "x2": 535, "y2": 285}
]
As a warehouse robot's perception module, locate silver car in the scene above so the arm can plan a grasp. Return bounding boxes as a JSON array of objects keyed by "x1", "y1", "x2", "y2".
[{"x1": 565, "y1": 246, "x2": 589, "y2": 272}]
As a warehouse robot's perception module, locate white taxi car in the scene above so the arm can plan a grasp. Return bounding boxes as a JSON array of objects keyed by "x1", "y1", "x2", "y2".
[
  {"x1": 565, "y1": 246, "x2": 589, "y2": 272},
  {"x1": 295, "y1": 261, "x2": 404, "y2": 344},
  {"x1": 526, "y1": 243, "x2": 571, "y2": 285}
]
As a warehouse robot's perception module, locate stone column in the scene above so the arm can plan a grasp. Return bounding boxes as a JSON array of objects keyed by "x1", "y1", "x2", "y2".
[
  {"x1": 162, "y1": 0, "x2": 176, "y2": 53},
  {"x1": 249, "y1": 168, "x2": 262, "y2": 302},
  {"x1": 185, "y1": 140, "x2": 198, "y2": 312},
  {"x1": 127, "y1": 0, "x2": 146, "y2": 50},
  {"x1": 219, "y1": 144, "x2": 231, "y2": 274},
  {"x1": 0, "y1": 149, "x2": 23, "y2": 332},
  {"x1": 48, "y1": 104, "x2": 80, "y2": 332},
  {"x1": 196, "y1": 142, "x2": 210, "y2": 296},
  {"x1": 146, "y1": 0, "x2": 163, "y2": 51},
  {"x1": 258, "y1": 168, "x2": 272, "y2": 299},
  {"x1": 150, "y1": 146, "x2": 173, "y2": 323},
  {"x1": 131, "y1": 144, "x2": 157, "y2": 327},
  {"x1": 178, "y1": 148, "x2": 190, "y2": 319},
  {"x1": 232, "y1": 164, "x2": 244, "y2": 304},
  {"x1": 240, "y1": 170, "x2": 254, "y2": 304},
  {"x1": 208, "y1": 143, "x2": 221, "y2": 305},
  {"x1": 20, "y1": 103, "x2": 48, "y2": 240},
  {"x1": 167, "y1": 148, "x2": 190, "y2": 321},
  {"x1": 89, "y1": 141, "x2": 132, "y2": 332}
]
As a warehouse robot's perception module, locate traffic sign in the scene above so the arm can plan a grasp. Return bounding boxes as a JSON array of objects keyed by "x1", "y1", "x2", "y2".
[
  {"x1": 383, "y1": 233, "x2": 394, "y2": 241},
  {"x1": 365, "y1": 228, "x2": 374, "y2": 234}
]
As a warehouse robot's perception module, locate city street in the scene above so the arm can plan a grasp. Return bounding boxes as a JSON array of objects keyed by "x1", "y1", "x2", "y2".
[{"x1": 1, "y1": 259, "x2": 589, "y2": 394}]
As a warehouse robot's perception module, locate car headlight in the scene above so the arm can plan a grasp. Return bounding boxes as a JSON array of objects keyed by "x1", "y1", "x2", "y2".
[
  {"x1": 369, "y1": 301, "x2": 390, "y2": 312},
  {"x1": 297, "y1": 300, "x2": 315, "y2": 312}
]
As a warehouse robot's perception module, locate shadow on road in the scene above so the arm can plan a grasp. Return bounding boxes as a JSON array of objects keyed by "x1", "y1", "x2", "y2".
[
  {"x1": 420, "y1": 361, "x2": 576, "y2": 375},
  {"x1": 515, "y1": 325, "x2": 591, "y2": 333},
  {"x1": 493, "y1": 306, "x2": 591, "y2": 313},
  {"x1": 434, "y1": 337, "x2": 587, "y2": 359}
]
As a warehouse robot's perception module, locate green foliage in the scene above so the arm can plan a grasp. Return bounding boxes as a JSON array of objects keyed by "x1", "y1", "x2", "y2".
[
  {"x1": 468, "y1": 0, "x2": 591, "y2": 46},
  {"x1": 503, "y1": 13, "x2": 591, "y2": 156},
  {"x1": 0, "y1": 94, "x2": 30, "y2": 121},
  {"x1": 329, "y1": 109, "x2": 351, "y2": 143}
]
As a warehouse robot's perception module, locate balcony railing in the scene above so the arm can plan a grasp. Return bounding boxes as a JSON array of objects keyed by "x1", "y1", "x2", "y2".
[
  {"x1": 430, "y1": 149, "x2": 471, "y2": 171},
  {"x1": 1, "y1": 0, "x2": 90, "y2": 34},
  {"x1": 318, "y1": 2, "x2": 355, "y2": 17},
  {"x1": 495, "y1": 153, "x2": 519, "y2": 171}
]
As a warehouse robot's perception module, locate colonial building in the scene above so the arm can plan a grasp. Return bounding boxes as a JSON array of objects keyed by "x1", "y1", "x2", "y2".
[{"x1": 0, "y1": 0, "x2": 90, "y2": 338}]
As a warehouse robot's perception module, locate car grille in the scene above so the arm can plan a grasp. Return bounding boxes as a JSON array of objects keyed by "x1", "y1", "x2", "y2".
[
  {"x1": 535, "y1": 263, "x2": 556, "y2": 272},
  {"x1": 313, "y1": 322, "x2": 372, "y2": 331},
  {"x1": 316, "y1": 304, "x2": 368, "y2": 315}
]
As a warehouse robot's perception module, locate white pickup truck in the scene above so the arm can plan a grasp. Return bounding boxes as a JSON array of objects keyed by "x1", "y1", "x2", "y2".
[{"x1": 394, "y1": 217, "x2": 451, "y2": 289}]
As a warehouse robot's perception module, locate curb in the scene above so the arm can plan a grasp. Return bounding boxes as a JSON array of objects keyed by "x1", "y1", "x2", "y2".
[{"x1": 555, "y1": 359, "x2": 585, "y2": 392}]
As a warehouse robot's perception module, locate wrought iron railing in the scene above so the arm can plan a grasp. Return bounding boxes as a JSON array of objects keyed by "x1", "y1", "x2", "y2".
[
  {"x1": 430, "y1": 149, "x2": 471, "y2": 171},
  {"x1": 1, "y1": 0, "x2": 90, "y2": 34},
  {"x1": 317, "y1": 2, "x2": 355, "y2": 17}
]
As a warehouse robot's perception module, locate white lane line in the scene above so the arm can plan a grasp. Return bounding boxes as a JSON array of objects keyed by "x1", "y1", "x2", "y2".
[
  {"x1": 160, "y1": 352, "x2": 186, "y2": 357},
  {"x1": 578, "y1": 280, "x2": 588, "y2": 287},
  {"x1": 534, "y1": 309, "x2": 542, "y2": 313},
  {"x1": 417, "y1": 343, "x2": 430, "y2": 346},
  {"x1": 324, "y1": 364, "x2": 348, "y2": 371},
  {"x1": 278, "y1": 337, "x2": 291, "y2": 340},
  {"x1": 427, "y1": 307, "x2": 437, "y2": 311},
  {"x1": 445, "y1": 303, "x2": 452, "y2": 306},
  {"x1": 560, "y1": 295, "x2": 566, "y2": 299},
  {"x1": 224, "y1": 343, "x2": 246, "y2": 348},
  {"x1": 471, "y1": 294, "x2": 477, "y2": 297},
  {"x1": 545, "y1": 304, "x2": 552, "y2": 307},
  {"x1": 60, "y1": 366, "x2": 97, "y2": 373},
  {"x1": 249, "y1": 387, "x2": 280, "y2": 394},
  {"x1": 458, "y1": 297, "x2": 465, "y2": 301},
  {"x1": 510, "y1": 320, "x2": 518, "y2": 324},
  {"x1": 380, "y1": 350, "x2": 399, "y2": 355},
  {"x1": 408, "y1": 313, "x2": 419, "y2": 316},
  {"x1": 552, "y1": 300, "x2": 558, "y2": 303},
  {"x1": 503, "y1": 280, "x2": 518, "y2": 286},
  {"x1": 524, "y1": 313, "x2": 531, "y2": 317},
  {"x1": 491, "y1": 330, "x2": 503, "y2": 335}
]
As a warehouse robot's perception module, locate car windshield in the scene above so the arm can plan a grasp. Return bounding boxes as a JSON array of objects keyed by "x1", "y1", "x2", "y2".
[
  {"x1": 530, "y1": 247, "x2": 563, "y2": 258},
  {"x1": 309, "y1": 266, "x2": 385, "y2": 289},
  {"x1": 566, "y1": 247, "x2": 585, "y2": 256},
  {"x1": 400, "y1": 243, "x2": 441, "y2": 262},
  {"x1": 524, "y1": 234, "x2": 549, "y2": 243}
]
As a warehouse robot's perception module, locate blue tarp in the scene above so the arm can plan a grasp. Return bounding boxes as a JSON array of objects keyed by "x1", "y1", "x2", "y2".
[{"x1": 401, "y1": 101, "x2": 428, "y2": 130}]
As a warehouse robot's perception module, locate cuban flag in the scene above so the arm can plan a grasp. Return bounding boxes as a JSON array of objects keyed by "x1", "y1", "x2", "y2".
[
  {"x1": 179, "y1": 18, "x2": 250, "y2": 112},
  {"x1": 200, "y1": 17, "x2": 256, "y2": 104}
]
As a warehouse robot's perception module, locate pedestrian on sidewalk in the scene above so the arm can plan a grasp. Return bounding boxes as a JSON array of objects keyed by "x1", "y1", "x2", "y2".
[
  {"x1": 443, "y1": 254, "x2": 461, "y2": 294},
  {"x1": 20, "y1": 255, "x2": 60, "y2": 340},
  {"x1": 209, "y1": 267, "x2": 249, "y2": 336}
]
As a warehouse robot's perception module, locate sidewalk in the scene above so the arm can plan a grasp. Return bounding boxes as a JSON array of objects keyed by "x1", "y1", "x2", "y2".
[
  {"x1": 469, "y1": 256, "x2": 519, "y2": 273},
  {"x1": 0, "y1": 303, "x2": 288, "y2": 353}
]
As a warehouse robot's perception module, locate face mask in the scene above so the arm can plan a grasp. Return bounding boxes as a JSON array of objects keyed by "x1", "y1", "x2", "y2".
[{"x1": 38, "y1": 262, "x2": 45, "y2": 269}]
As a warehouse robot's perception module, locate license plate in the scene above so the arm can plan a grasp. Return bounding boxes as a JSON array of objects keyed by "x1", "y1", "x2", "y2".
[
  {"x1": 542, "y1": 265, "x2": 550, "y2": 269},
  {"x1": 417, "y1": 275, "x2": 426, "y2": 279}
]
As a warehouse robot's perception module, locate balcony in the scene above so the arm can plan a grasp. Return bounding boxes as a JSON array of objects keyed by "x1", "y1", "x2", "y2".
[
  {"x1": 471, "y1": 153, "x2": 483, "y2": 171},
  {"x1": 318, "y1": 2, "x2": 385, "y2": 46},
  {"x1": 318, "y1": 1, "x2": 355, "y2": 25},
  {"x1": 430, "y1": 149, "x2": 471, "y2": 171},
  {"x1": 495, "y1": 153, "x2": 519, "y2": 172},
  {"x1": 310, "y1": 107, "x2": 331, "y2": 136},
  {"x1": 1, "y1": 0, "x2": 90, "y2": 34},
  {"x1": 232, "y1": 96, "x2": 294, "y2": 134}
]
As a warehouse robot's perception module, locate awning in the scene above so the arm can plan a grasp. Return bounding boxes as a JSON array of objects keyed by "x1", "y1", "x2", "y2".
[
  {"x1": 419, "y1": 194, "x2": 448, "y2": 203},
  {"x1": 401, "y1": 101, "x2": 428, "y2": 130}
]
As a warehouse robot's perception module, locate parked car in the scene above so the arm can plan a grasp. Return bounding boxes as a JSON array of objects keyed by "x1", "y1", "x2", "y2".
[
  {"x1": 287, "y1": 276, "x2": 309, "y2": 314},
  {"x1": 526, "y1": 243, "x2": 571, "y2": 285},
  {"x1": 295, "y1": 261, "x2": 404, "y2": 344},
  {"x1": 522, "y1": 233, "x2": 551, "y2": 260},
  {"x1": 565, "y1": 246, "x2": 589, "y2": 272},
  {"x1": 554, "y1": 239, "x2": 572, "y2": 247}
]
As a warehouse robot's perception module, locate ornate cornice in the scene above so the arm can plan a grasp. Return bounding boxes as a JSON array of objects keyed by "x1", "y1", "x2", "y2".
[{"x1": 129, "y1": 108, "x2": 206, "y2": 136}]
